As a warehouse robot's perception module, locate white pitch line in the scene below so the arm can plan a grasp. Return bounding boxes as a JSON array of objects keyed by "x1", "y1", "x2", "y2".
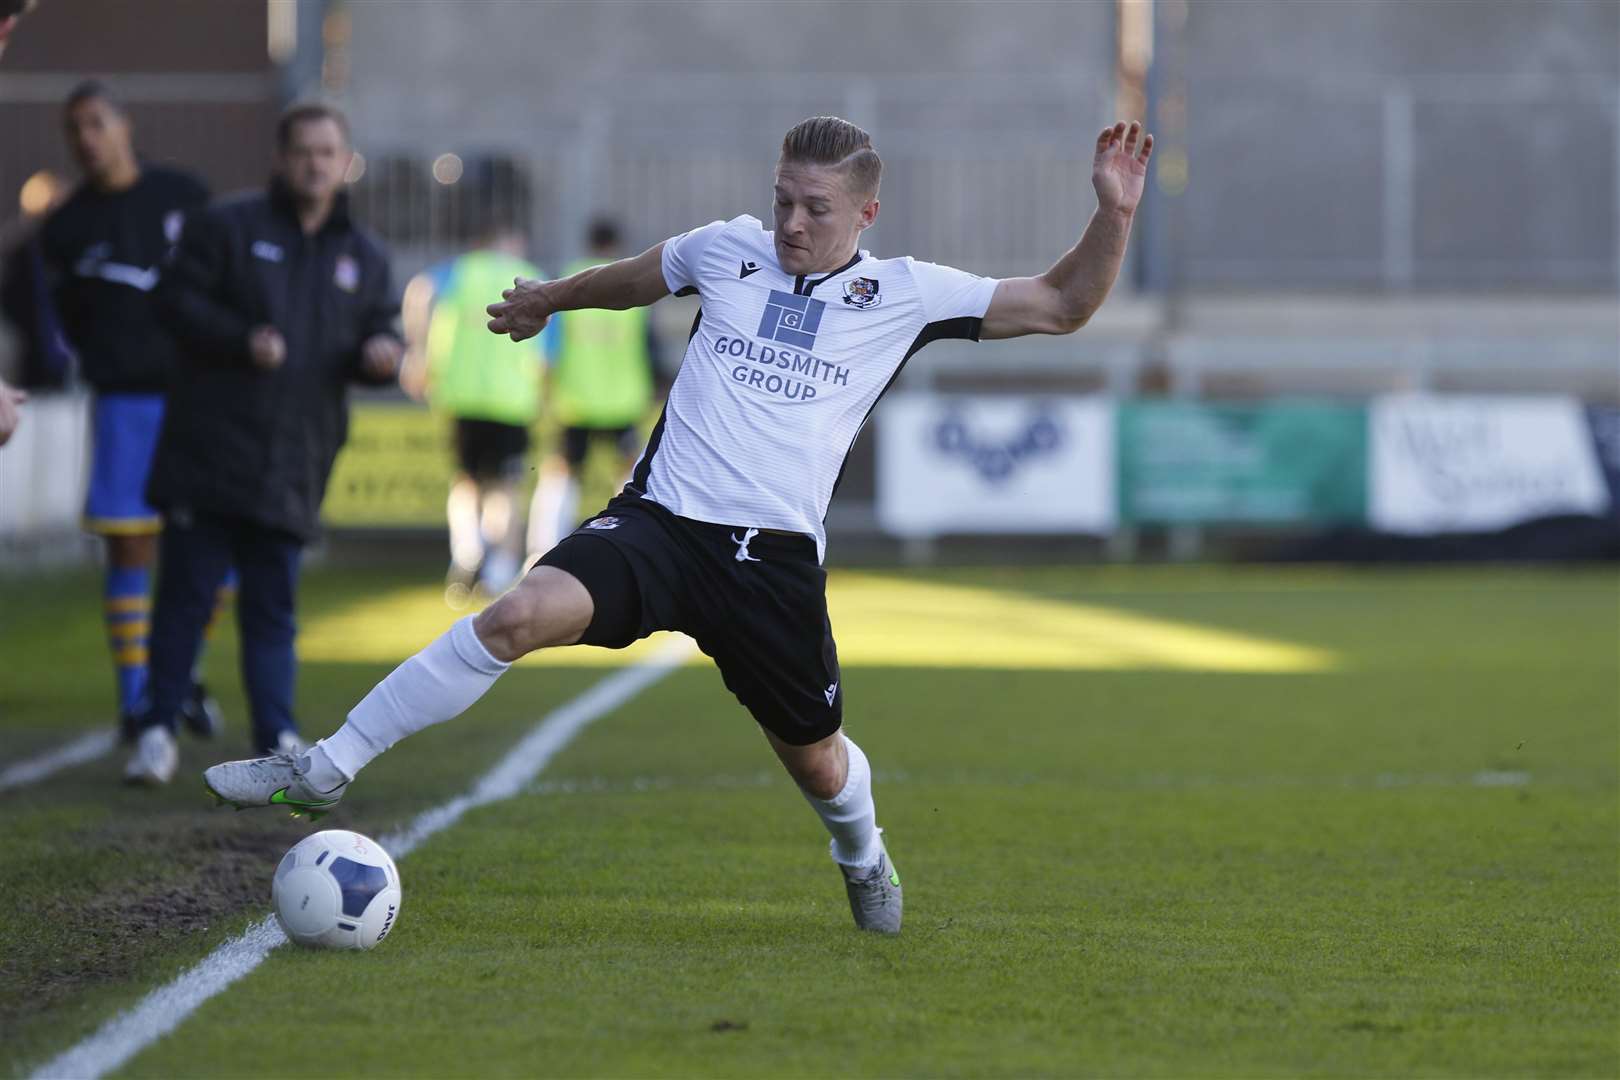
[
  {"x1": 0, "y1": 729, "x2": 117, "y2": 793},
  {"x1": 29, "y1": 637, "x2": 693, "y2": 1080}
]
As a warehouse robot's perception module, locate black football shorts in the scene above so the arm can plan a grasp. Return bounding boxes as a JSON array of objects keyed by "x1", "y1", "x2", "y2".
[
  {"x1": 536, "y1": 492, "x2": 843, "y2": 745},
  {"x1": 454, "y1": 418, "x2": 529, "y2": 482}
]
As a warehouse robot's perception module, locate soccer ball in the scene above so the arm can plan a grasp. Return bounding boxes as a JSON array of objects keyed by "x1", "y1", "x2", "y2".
[{"x1": 272, "y1": 829, "x2": 402, "y2": 950}]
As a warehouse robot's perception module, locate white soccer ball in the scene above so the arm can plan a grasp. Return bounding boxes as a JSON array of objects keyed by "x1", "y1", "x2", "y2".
[{"x1": 271, "y1": 829, "x2": 402, "y2": 950}]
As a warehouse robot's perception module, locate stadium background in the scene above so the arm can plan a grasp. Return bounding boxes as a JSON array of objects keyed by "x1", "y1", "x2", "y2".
[
  {"x1": 0, "y1": 5, "x2": 1617, "y2": 1077},
  {"x1": 0, "y1": 0, "x2": 1616, "y2": 562}
]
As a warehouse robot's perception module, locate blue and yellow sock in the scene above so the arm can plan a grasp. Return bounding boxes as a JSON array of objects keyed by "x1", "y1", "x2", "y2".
[{"x1": 104, "y1": 566, "x2": 151, "y2": 713}]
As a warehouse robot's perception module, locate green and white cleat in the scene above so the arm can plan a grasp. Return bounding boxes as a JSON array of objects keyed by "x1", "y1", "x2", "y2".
[
  {"x1": 839, "y1": 832, "x2": 902, "y2": 934},
  {"x1": 202, "y1": 751, "x2": 347, "y2": 821}
]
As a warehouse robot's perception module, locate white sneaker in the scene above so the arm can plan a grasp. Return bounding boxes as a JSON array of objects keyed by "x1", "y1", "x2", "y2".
[
  {"x1": 124, "y1": 726, "x2": 179, "y2": 786},
  {"x1": 203, "y1": 748, "x2": 348, "y2": 819},
  {"x1": 838, "y1": 832, "x2": 903, "y2": 934}
]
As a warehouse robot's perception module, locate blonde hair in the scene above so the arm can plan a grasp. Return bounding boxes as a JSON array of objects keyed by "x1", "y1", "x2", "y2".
[{"x1": 779, "y1": 116, "x2": 881, "y2": 197}]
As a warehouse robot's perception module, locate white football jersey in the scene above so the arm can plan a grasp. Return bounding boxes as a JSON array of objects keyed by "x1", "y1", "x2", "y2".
[{"x1": 631, "y1": 214, "x2": 999, "y2": 560}]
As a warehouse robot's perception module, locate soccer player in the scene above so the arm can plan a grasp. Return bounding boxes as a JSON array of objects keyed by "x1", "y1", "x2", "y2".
[
  {"x1": 528, "y1": 217, "x2": 660, "y2": 556},
  {"x1": 38, "y1": 80, "x2": 226, "y2": 746},
  {"x1": 402, "y1": 220, "x2": 548, "y2": 601},
  {"x1": 205, "y1": 116, "x2": 1153, "y2": 934}
]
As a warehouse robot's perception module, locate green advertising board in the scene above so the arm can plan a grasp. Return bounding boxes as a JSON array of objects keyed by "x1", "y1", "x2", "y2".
[{"x1": 1118, "y1": 401, "x2": 1367, "y2": 524}]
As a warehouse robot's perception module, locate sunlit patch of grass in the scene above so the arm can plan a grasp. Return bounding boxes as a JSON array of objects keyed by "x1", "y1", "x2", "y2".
[{"x1": 297, "y1": 571, "x2": 1336, "y2": 673}]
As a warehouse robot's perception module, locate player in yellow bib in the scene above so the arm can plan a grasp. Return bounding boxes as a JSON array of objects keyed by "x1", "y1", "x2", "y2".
[
  {"x1": 403, "y1": 223, "x2": 548, "y2": 602},
  {"x1": 529, "y1": 218, "x2": 661, "y2": 555}
]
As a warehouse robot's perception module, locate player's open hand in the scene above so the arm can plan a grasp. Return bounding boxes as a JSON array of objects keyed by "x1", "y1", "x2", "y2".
[
  {"x1": 1093, "y1": 121, "x2": 1153, "y2": 216},
  {"x1": 487, "y1": 277, "x2": 553, "y2": 343}
]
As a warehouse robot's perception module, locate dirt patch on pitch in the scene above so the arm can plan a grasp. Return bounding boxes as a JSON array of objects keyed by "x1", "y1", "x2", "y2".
[{"x1": 0, "y1": 818, "x2": 294, "y2": 1039}]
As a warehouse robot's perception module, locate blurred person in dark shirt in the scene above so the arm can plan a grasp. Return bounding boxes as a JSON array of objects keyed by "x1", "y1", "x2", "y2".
[
  {"x1": 126, "y1": 101, "x2": 402, "y2": 784},
  {"x1": 37, "y1": 80, "x2": 228, "y2": 748}
]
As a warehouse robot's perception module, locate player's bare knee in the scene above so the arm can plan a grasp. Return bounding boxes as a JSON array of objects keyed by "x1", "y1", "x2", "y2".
[
  {"x1": 472, "y1": 568, "x2": 590, "y2": 660},
  {"x1": 785, "y1": 750, "x2": 846, "y2": 800}
]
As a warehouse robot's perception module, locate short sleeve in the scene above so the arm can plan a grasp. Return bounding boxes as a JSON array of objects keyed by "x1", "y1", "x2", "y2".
[
  {"x1": 661, "y1": 219, "x2": 728, "y2": 295},
  {"x1": 906, "y1": 258, "x2": 1000, "y2": 325}
]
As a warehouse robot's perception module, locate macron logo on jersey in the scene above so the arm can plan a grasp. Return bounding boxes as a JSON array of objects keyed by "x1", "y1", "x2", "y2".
[{"x1": 758, "y1": 290, "x2": 825, "y2": 350}]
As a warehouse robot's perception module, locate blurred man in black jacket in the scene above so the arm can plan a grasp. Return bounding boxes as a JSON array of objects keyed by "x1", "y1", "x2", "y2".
[
  {"x1": 127, "y1": 101, "x2": 402, "y2": 784},
  {"x1": 36, "y1": 81, "x2": 225, "y2": 747}
]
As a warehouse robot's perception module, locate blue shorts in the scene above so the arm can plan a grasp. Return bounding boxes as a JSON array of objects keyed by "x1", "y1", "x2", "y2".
[{"x1": 84, "y1": 393, "x2": 165, "y2": 535}]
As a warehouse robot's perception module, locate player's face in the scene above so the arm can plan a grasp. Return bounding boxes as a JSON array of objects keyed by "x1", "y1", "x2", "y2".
[
  {"x1": 276, "y1": 117, "x2": 351, "y2": 206},
  {"x1": 64, "y1": 97, "x2": 132, "y2": 182},
  {"x1": 772, "y1": 163, "x2": 878, "y2": 276}
]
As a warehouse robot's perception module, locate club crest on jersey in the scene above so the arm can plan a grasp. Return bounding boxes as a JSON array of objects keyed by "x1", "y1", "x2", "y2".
[
  {"x1": 333, "y1": 254, "x2": 360, "y2": 293},
  {"x1": 757, "y1": 290, "x2": 825, "y2": 350},
  {"x1": 842, "y1": 276, "x2": 881, "y2": 308}
]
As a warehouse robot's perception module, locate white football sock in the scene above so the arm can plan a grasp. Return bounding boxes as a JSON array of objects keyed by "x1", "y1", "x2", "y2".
[
  {"x1": 804, "y1": 734, "x2": 883, "y2": 868},
  {"x1": 316, "y1": 616, "x2": 510, "y2": 780}
]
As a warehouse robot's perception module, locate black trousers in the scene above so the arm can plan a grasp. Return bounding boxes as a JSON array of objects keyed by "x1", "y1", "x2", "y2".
[{"x1": 142, "y1": 511, "x2": 303, "y2": 752}]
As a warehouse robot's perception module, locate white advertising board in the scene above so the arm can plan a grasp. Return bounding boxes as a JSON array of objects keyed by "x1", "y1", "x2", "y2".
[
  {"x1": 0, "y1": 392, "x2": 89, "y2": 540},
  {"x1": 877, "y1": 394, "x2": 1115, "y2": 538},
  {"x1": 1369, "y1": 394, "x2": 1609, "y2": 533}
]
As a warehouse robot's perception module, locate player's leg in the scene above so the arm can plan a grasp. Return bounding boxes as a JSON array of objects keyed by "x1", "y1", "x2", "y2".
[
  {"x1": 230, "y1": 518, "x2": 304, "y2": 754},
  {"x1": 446, "y1": 418, "x2": 485, "y2": 605},
  {"x1": 527, "y1": 427, "x2": 587, "y2": 559},
  {"x1": 769, "y1": 723, "x2": 900, "y2": 933},
  {"x1": 83, "y1": 393, "x2": 166, "y2": 737},
  {"x1": 128, "y1": 512, "x2": 233, "y2": 784},
  {"x1": 202, "y1": 564, "x2": 594, "y2": 814},
  {"x1": 102, "y1": 531, "x2": 157, "y2": 739},
  {"x1": 474, "y1": 422, "x2": 528, "y2": 594},
  {"x1": 698, "y1": 541, "x2": 901, "y2": 932},
  {"x1": 178, "y1": 569, "x2": 234, "y2": 738},
  {"x1": 476, "y1": 476, "x2": 520, "y2": 592}
]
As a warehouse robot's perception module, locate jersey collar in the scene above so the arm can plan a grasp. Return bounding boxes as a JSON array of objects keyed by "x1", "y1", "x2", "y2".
[{"x1": 792, "y1": 249, "x2": 866, "y2": 296}]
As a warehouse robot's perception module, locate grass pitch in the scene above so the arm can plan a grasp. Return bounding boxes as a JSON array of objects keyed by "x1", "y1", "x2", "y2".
[{"x1": 2, "y1": 562, "x2": 1616, "y2": 1077}]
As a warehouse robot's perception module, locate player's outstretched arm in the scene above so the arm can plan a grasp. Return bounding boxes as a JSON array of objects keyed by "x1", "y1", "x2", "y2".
[
  {"x1": 486, "y1": 242, "x2": 671, "y2": 343},
  {"x1": 980, "y1": 121, "x2": 1152, "y2": 340}
]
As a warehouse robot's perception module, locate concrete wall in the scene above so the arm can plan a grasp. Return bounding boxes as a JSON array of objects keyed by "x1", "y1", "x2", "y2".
[{"x1": 1165, "y1": 0, "x2": 1619, "y2": 289}]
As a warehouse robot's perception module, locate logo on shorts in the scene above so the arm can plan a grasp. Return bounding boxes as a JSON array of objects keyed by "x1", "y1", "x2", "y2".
[
  {"x1": 583, "y1": 516, "x2": 621, "y2": 530},
  {"x1": 757, "y1": 290, "x2": 825, "y2": 350},
  {"x1": 842, "y1": 277, "x2": 880, "y2": 308},
  {"x1": 334, "y1": 254, "x2": 360, "y2": 293},
  {"x1": 824, "y1": 681, "x2": 838, "y2": 705}
]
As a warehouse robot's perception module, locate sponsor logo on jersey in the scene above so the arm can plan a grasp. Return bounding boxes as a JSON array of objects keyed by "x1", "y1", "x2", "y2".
[
  {"x1": 583, "y1": 516, "x2": 622, "y2": 530},
  {"x1": 757, "y1": 290, "x2": 825, "y2": 350},
  {"x1": 251, "y1": 239, "x2": 284, "y2": 263},
  {"x1": 842, "y1": 276, "x2": 880, "y2": 308},
  {"x1": 334, "y1": 253, "x2": 360, "y2": 292},
  {"x1": 712, "y1": 334, "x2": 850, "y2": 403},
  {"x1": 739, "y1": 259, "x2": 763, "y2": 279}
]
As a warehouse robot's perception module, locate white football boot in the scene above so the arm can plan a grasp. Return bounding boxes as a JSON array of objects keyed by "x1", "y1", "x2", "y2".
[
  {"x1": 123, "y1": 726, "x2": 179, "y2": 786},
  {"x1": 839, "y1": 831, "x2": 902, "y2": 934},
  {"x1": 203, "y1": 746, "x2": 347, "y2": 820}
]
